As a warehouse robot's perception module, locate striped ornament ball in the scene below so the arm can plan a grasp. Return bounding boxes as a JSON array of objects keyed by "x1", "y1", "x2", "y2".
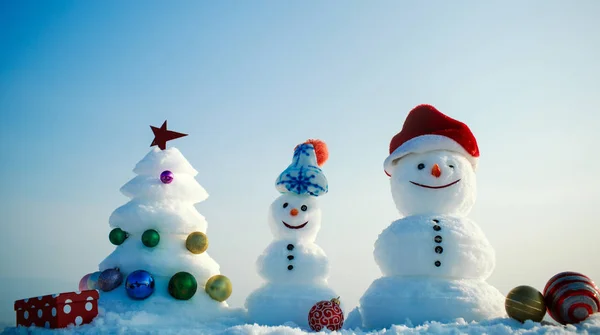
[
  {"x1": 543, "y1": 271, "x2": 600, "y2": 325},
  {"x1": 505, "y1": 285, "x2": 546, "y2": 322}
]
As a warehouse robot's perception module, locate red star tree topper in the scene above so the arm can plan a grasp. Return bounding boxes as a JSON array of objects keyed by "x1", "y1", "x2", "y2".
[{"x1": 150, "y1": 120, "x2": 188, "y2": 150}]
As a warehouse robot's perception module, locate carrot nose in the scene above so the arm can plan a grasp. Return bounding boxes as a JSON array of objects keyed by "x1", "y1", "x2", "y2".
[
  {"x1": 431, "y1": 164, "x2": 442, "y2": 178},
  {"x1": 290, "y1": 208, "x2": 299, "y2": 216}
]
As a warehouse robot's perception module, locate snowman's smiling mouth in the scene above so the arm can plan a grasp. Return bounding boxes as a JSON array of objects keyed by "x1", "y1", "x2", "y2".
[
  {"x1": 410, "y1": 179, "x2": 461, "y2": 189},
  {"x1": 282, "y1": 221, "x2": 308, "y2": 229}
]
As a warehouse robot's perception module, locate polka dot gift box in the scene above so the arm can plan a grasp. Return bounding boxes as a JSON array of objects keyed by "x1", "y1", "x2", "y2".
[{"x1": 13, "y1": 290, "x2": 99, "y2": 328}]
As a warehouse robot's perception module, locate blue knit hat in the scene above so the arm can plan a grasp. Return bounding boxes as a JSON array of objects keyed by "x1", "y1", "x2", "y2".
[{"x1": 275, "y1": 140, "x2": 328, "y2": 197}]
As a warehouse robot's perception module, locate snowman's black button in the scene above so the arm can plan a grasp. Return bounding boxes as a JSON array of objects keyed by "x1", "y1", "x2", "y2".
[
  {"x1": 287, "y1": 265, "x2": 294, "y2": 270},
  {"x1": 287, "y1": 244, "x2": 294, "y2": 250},
  {"x1": 435, "y1": 261, "x2": 441, "y2": 267},
  {"x1": 287, "y1": 255, "x2": 294, "y2": 260},
  {"x1": 435, "y1": 246, "x2": 443, "y2": 254},
  {"x1": 433, "y1": 225, "x2": 441, "y2": 231},
  {"x1": 432, "y1": 219, "x2": 440, "y2": 223},
  {"x1": 434, "y1": 235, "x2": 442, "y2": 243}
]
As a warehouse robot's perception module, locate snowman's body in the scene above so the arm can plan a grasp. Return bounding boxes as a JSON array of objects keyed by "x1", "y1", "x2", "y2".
[
  {"x1": 374, "y1": 215, "x2": 495, "y2": 279},
  {"x1": 257, "y1": 239, "x2": 329, "y2": 284},
  {"x1": 247, "y1": 239, "x2": 336, "y2": 328},
  {"x1": 246, "y1": 192, "x2": 338, "y2": 329},
  {"x1": 360, "y1": 213, "x2": 505, "y2": 329},
  {"x1": 357, "y1": 144, "x2": 505, "y2": 329}
]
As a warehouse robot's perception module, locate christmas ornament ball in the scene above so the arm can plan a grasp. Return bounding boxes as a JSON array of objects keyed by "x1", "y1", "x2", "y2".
[
  {"x1": 543, "y1": 271, "x2": 600, "y2": 324},
  {"x1": 186, "y1": 232, "x2": 209, "y2": 254},
  {"x1": 109, "y1": 228, "x2": 128, "y2": 245},
  {"x1": 308, "y1": 297, "x2": 344, "y2": 331},
  {"x1": 160, "y1": 170, "x2": 174, "y2": 184},
  {"x1": 168, "y1": 272, "x2": 197, "y2": 300},
  {"x1": 87, "y1": 271, "x2": 102, "y2": 290},
  {"x1": 205, "y1": 275, "x2": 232, "y2": 302},
  {"x1": 505, "y1": 285, "x2": 546, "y2": 322},
  {"x1": 125, "y1": 270, "x2": 155, "y2": 300},
  {"x1": 98, "y1": 268, "x2": 123, "y2": 292},
  {"x1": 142, "y1": 229, "x2": 160, "y2": 248},
  {"x1": 78, "y1": 273, "x2": 92, "y2": 291}
]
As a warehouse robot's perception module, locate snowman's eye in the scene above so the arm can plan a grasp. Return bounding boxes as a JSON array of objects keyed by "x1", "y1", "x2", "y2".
[
  {"x1": 301, "y1": 205, "x2": 308, "y2": 211},
  {"x1": 417, "y1": 163, "x2": 425, "y2": 170},
  {"x1": 283, "y1": 203, "x2": 288, "y2": 208},
  {"x1": 448, "y1": 164, "x2": 455, "y2": 168}
]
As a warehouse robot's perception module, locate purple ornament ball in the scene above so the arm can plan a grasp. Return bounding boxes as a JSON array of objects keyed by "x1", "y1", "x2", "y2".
[
  {"x1": 79, "y1": 273, "x2": 92, "y2": 291},
  {"x1": 160, "y1": 170, "x2": 174, "y2": 184},
  {"x1": 98, "y1": 268, "x2": 123, "y2": 292}
]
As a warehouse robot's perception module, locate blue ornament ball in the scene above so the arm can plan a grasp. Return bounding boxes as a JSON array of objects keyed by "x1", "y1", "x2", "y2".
[
  {"x1": 125, "y1": 270, "x2": 155, "y2": 300},
  {"x1": 87, "y1": 271, "x2": 102, "y2": 290}
]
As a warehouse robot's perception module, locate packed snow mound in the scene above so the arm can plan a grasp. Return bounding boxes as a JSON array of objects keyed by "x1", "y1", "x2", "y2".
[
  {"x1": 109, "y1": 200, "x2": 208, "y2": 233},
  {"x1": 97, "y1": 277, "x2": 229, "y2": 318},
  {"x1": 374, "y1": 215, "x2": 495, "y2": 279},
  {"x1": 120, "y1": 174, "x2": 209, "y2": 202},
  {"x1": 389, "y1": 151, "x2": 476, "y2": 217},
  {"x1": 359, "y1": 276, "x2": 505, "y2": 330},
  {"x1": 257, "y1": 241, "x2": 329, "y2": 284},
  {"x1": 245, "y1": 283, "x2": 338, "y2": 330},
  {"x1": 3, "y1": 313, "x2": 600, "y2": 334},
  {"x1": 99, "y1": 236, "x2": 220, "y2": 277},
  {"x1": 133, "y1": 147, "x2": 198, "y2": 176}
]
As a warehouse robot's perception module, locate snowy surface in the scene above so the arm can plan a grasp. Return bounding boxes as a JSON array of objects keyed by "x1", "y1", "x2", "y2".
[{"x1": 2, "y1": 312, "x2": 600, "y2": 334}]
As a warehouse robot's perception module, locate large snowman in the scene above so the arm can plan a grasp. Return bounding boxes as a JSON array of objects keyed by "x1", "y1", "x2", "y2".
[
  {"x1": 356, "y1": 104, "x2": 505, "y2": 329},
  {"x1": 245, "y1": 139, "x2": 339, "y2": 329}
]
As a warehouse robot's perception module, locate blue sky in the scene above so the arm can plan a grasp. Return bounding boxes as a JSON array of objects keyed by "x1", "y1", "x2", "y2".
[{"x1": 1, "y1": 0, "x2": 599, "y2": 324}]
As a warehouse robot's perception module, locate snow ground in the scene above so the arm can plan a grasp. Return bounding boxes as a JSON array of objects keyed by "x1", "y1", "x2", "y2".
[{"x1": 1, "y1": 310, "x2": 599, "y2": 335}]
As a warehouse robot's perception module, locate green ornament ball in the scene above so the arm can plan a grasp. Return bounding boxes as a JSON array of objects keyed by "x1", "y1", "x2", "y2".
[
  {"x1": 205, "y1": 274, "x2": 232, "y2": 302},
  {"x1": 505, "y1": 285, "x2": 546, "y2": 323},
  {"x1": 186, "y1": 232, "x2": 209, "y2": 254},
  {"x1": 168, "y1": 271, "x2": 198, "y2": 300},
  {"x1": 109, "y1": 228, "x2": 128, "y2": 245},
  {"x1": 142, "y1": 229, "x2": 160, "y2": 248}
]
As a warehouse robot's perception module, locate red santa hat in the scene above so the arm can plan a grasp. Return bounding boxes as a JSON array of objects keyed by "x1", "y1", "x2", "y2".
[{"x1": 384, "y1": 104, "x2": 479, "y2": 176}]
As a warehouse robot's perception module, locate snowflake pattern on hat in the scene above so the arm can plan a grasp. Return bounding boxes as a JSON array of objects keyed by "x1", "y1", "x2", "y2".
[{"x1": 275, "y1": 143, "x2": 328, "y2": 197}]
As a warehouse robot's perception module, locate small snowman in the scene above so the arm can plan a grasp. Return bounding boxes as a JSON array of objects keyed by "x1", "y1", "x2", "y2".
[
  {"x1": 355, "y1": 104, "x2": 505, "y2": 329},
  {"x1": 245, "y1": 139, "x2": 339, "y2": 329}
]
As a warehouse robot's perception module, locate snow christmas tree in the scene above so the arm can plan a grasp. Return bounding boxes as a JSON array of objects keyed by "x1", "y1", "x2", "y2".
[{"x1": 92, "y1": 121, "x2": 233, "y2": 319}]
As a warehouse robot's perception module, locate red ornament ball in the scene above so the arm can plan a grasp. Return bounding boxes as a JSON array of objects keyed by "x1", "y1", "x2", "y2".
[
  {"x1": 543, "y1": 271, "x2": 600, "y2": 325},
  {"x1": 308, "y1": 297, "x2": 344, "y2": 332}
]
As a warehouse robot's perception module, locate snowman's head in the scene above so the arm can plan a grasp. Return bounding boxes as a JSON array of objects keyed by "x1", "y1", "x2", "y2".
[
  {"x1": 268, "y1": 193, "x2": 321, "y2": 242},
  {"x1": 389, "y1": 150, "x2": 476, "y2": 216}
]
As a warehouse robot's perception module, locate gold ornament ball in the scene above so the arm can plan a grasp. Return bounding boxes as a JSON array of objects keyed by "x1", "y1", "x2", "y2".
[
  {"x1": 205, "y1": 275, "x2": 232, "y2": 302},
  {"x1": 505, "y1": 285, "x2": 546, "y2": 323},
  {"x1": 186, "y1": 232, "x2": 209, "y2": 254}
]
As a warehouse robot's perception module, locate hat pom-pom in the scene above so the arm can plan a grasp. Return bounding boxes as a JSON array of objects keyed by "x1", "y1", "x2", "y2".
[{"x1": 305, "y1": 139, "x2": 328, "y2": 166}]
